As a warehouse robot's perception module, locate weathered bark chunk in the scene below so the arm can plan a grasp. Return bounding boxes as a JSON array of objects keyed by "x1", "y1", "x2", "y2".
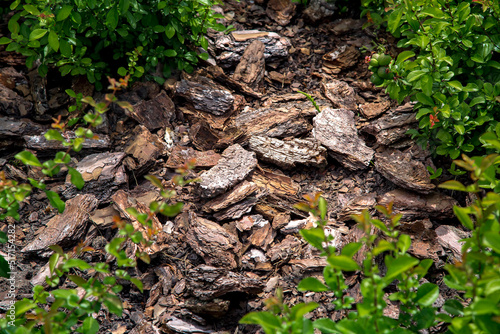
[
  {"x1": 165, "y1": 317, "x2": 213, "y2": 334},
  {"x1": 359, "y1": 100, "x2": 390, "y2": 119},
  {"x1": 248, "y1": 135, "x2": 327, "y2": 169},
  {"x1": 267, "y1": 235, "x2": 302, "y2": 263},
  {"x1": 435, "y1": 225, "x2": 469, "y2": 262},
  {"x1": 233, "y1": 40, "x2": 265, "y2": 89},
  {"x1": 62, "y1": 152, "x2": 127, "y2": 201},
  {"x1": 322, "y1": 45, "x2": 359, "y2": 74},
  {"x1": 313, "y1": 108, "x2": 374, "y2": 170},
  {"x1": 249, "y1": 168, "x2": 300, "y2": 197},
  {"x1": 322, "y1": 80, "x2": 359, "y2": 110},
  {"x1": 203, "y1": 180, "x2": 259, "y2": 212},
  {"x1": 0, "y1": 84, "x2": 32, "y2": 116},
  {"x1": 24, "y1": 131, "x2": 110, "y2": 151},
  {"x1": 199, "y1": 144, "x2": 257, "y2": 198},
  {"x1": 186, "y1": 265, "x2": 264, "y2": 300},
  {"x1": 127, "y1": 90, "x2": 175, "y2": 130},
  {"x1": 166, "y1": 146, "x2": 221, "y2": 169},
  {"x1": 337, "y1": 194, "x2": 377, "y2": 221},
  {"x1": 375, "y1": 148, "x2": 435, "y2": 194},
  {"x1": 303, "y1": 0, "x2": 335, "y2": 23},
  {"x1": 124, "y1": 125, "x2": 165, "y2": 174},
  {"x1": 0, "y1": 117, "x2": 45, "y2": 138},
  {"x1": 175, "y1": 77, "x2": 234, "y2": 116},
  {"x1": 22, "y1": 194, "x2": 98, "y2": 253},
  {"x1": 266, "y1": 0, "x2": 296, "y2": 26},
  {"x1": 377, "y1": 189, "x2": 457, "y2": 220},
  {"x1": 205, "y1": 65, "x2": 262, "y2": 99},
  {"x1": 214, "y1": 30, "x2": 291, "y2": 68},
  {"x1": 186, "y1": 213, "x2": 241, "y2": 269}
]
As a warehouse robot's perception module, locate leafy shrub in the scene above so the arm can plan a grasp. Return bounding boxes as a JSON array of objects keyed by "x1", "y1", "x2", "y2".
[
  {"x1": 241, "y1": 162, "x2": 500, "y2": 333},
  {"x1": 1, "y1": 0, "x2": 228, "y2": 89},
  {"x1": 364, "y1": 0, "x2": 500, "y2": 159}
]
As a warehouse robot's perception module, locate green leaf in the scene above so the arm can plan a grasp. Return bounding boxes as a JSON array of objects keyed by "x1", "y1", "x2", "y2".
[
  {"x1": 313, "y1": 318, "x2": 337, "y2": 333},
  {"x1": 106, "y1": 6, "x2": 119, "y2": 30},
  {"x1": 388, "y1": 7, "x2": 403, "y2": 34},
  {"x1": 240, "y1": 311, "x2": 282, "y2": 332},
  {"x1": 159, "y1": 202, "x2": 183, "y2": 217},
  {"x1": 68, "y1": 167, "x2": 85, "y2": 190},
  {"x1": 165, "y1": 49, "x2": 177, "y2": 57},
  {"x1": 415, "y1": 93, "x2": 434, "y2": 106},
  {"x1": 57, "y1": 5, "x2": 73, "y2": 21},
  {"x1": 44, "y1": 129, "x2": 65, "y2": 142},
  {"x1": 23, "y1": 4, "x2": 40, "y2": 15},
  {"x1": 79, "y1": 317, "x2": 99, "y2": 334},
  {"x1": 117, "y1": 67, "x2": 127, "y2": 76},
  {"x1": 341, "y1": 242, "x2": 362, "y2": 257},
  {"x1": 290, "y1": 302, "x2": 319, "y2": 320},
  {"x1": 298, "y1": 277, "x2": 329, "y2": 292},
  {"x1": 29, "y1": 29, "x2": 48, "y2": 41},
  {"x1": 0, "y1": 254, "x2": 10, "y2": 278},
  {"x1": 397, "y1": 234, "x2": 411, "y2": 254},
  {"x1": 384, "y1": 254, "x2": 419, "y2": 281},
  {"x1": 0, "y1": 231, "x2": 7, "y2": 243},
  {"x1": 396, "y1": 51, "x2": 415, "y2": 65},
  {"x1": 447, "y1": 81, "x2": 463, "y2": 91},
  {"x1": 454, "y1": 124, "x2": 465, "y2": 135},
  {"x1": 0, "y1": 37, "x2": 11, "y2": 45},
  {"x1": 483, "y1": 233, "x2": 500, "y2": 253},
  {"x1": 327, "y1": 255, "x2": 360, "y2": 271},
  {"x1": 318, "y1": 197, "x2": 327, "y2": 220},
  {"x1": 15, "y1": 299, "x2": 37, "y2": 317},
  {"x1": 63, "y1": 258, "x2": 92, "y2": 271},
  {"x1": 420, "y1": 75, "x2": 433, "y2": 97},
  {"x1": 165, "y1": 25, "x2": 175, "y2": 39},
  {"x1": 103, "y1": 293, "x2": 123, "y2": 316},
  {"x1": 48, "y1": 30, "x2": 59, "y2": 52},
  {"x1": 68, "y1": 274, "x2": 87, "y2": 287},
  {"x1": 439, "y1": 180, "x2": 467, "y2": 192},
  {"x1": 453, "y1": 206, "x2": 474, "y2": 230},
  {"x1": 15, "y1": 151, "x2": 42, "y2": 167},
  {"x1": 118, "y1": 0, "x2": 130, "y2": 14},
  {"x1": 443, "y1": 299, "x2": 464, "y2": 316},
  {"x1": 130, "y1": 278, "x2": 143, "y2": 292},
  {"x1": 49, "y1": 252, "x2": 60, "y2": 274},
  {"x1": 300, "y1": 228, "x2": 325, "y2": 250},
  {"x1": 45, "y1": 190, "x2": 65, "y2": 213},
  {"x1": 415, "y1": 283, "x2": 439, "y2": 307}
]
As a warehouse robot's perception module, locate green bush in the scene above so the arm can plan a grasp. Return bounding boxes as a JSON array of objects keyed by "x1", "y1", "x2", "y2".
[
  {"x1": 364, "y1": 0, "x2": 500, "y2": 159},
  {"x1": 0, "y1": 0, "x2": 228, "y2": 89},
  {"x1": 241, "y1": 161, "x2": 500, "y2": 333}
]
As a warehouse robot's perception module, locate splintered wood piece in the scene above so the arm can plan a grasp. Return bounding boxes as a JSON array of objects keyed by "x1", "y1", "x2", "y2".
[
  {"x1": 266, "y1": 0, "x2": 296, "y2": 25},
  {"x1": 377, "y1": 189, "x2": 457, "y2": 220},
  {"x1": 214, "y1": 30, "x2": 291, "y2": 68},
  {"x1": 124, "y1": 125, "x2": 165, "y2": 173},
  {"x1": 249, "y1": 220, "x2": 275, "y2": 251},
  {"x1": 248, "y1": 135, "x2": 327, "y2": 169},
  {"x1": 199, "y1": 144, "x2": 257, "y2": 198},
  {"x1": 22, "y1": 194, "x2": 98, "y2": 253},
  {"x1": 24, "y1": 131, "x2": 111, "y2": 151},
  {"x1": 213, "y1": 197, "x2": 259, "y2": 221},
  {"x1": 62, "y1": 152, "x2": 127, "y2": 201},
  {"x1": 128, "y1": 91, "x2": 175, "y2": 130},
  {"x1": 186, "y1": 213, "x2": 241, "y2": 269},
  {"x1": 112, "y1": 190, "x2": 167, "y2": 256},
  {"x1": 313, "y1": 108, "x2": 374, "y2": 170},
  {"x1": 175, "y1": 77, "x2": 235, "y2": 116},
  {"x1": 186, "y1": 265, "x2": 264, "y2": 300},
  {"x1": 188, "y1": 121, "x2": 221, "y2": 151},
  {"x1": 204, "y1": 65, "x2": 263, "y2": 99},
  {"x1": 0, "y1": 84, "x2": 33, "y2": 116},
  {"x1": 233, "y1": 40, "x2": 265, "y2": 89},
  {"x1": 375, "y1": 148, "x2": 435, "y2": 194},
  {"x1": 166, "y1": 145, "x2": 221, "y2": 169},
  {"x1": 203, "y1": 180, "x2": 259, "y2": 212},
  {"x1": 248, "y1": 168, "x2": 300, "y2": 197},
  {"x1": 321, "y1": 80, "x2": 359, "y2": 110},
  {"x1": 0, "y1": 117, "x2": 45, "y2": 138},
  {"x1": 435, "y1": 225, "x2": 469, "y2": 262},
  {"x1": 322, "y1": 45, "x2": 360, "y2": 74}
]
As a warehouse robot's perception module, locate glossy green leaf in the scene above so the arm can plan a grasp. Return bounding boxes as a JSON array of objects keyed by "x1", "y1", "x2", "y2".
[
  {"x1": 0, "y1": 254, "x2": 10, "y2": 278},
  {"x1": 29, "y1": 29, "x2": 48, "y2": 41},
  {"x1": 79, "y1": 317, "x2": 99, "y2": 334},
  {"x1": 57, "y1": 5, "x2": 73, "y2": 21},
  {"x1": 45, "y1": 190, "x2": 65, "y2": 213},
  {"x1": 15, "y1": 151, "x2": 42, "y2": 167},
  {"x1": 327, "y1": 255, "x2": 360, "y2": 271},
  {"x1": 453, "y1": 206, "x2": 474, "y2": 230},
  {"x1": 48, "y1": 30, "x2": 59, "y2": 52},
  {"x1": 300, "y1": 228, "x2": 325, "y2": 250},
  {"x1": 385, "y1": 254, "x2": 419, "y2": 281},
  {"x1": 298, "y1": 277, "x2": 329, "y2": 292},
  {"x1": 103, "y1": 293, "x2": 123, "y2": 316},
  {"x1": 416, "y1": 283, "x2": 439, "y2": 307},
  {"x1": 68, "y1": 167, "x2": 85, "y2": 190}
]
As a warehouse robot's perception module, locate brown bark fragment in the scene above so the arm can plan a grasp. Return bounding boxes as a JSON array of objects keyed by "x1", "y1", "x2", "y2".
[
  {"x1": 248, "y1": 168, "x2": 300, "y2": 197},
  {"x1": 267, "y1": 235, "x2": 302, "y2": 263},
  {"x1": 248, "y1": 135, "x2": 327, "y2": 169},
  {"x1": 127, "y1": 90, "x2": 175, "y2": 130},
  {"x1": 266, "y1": 0, "x2": 296, "y2": 26},
  {"x1": 176, "y1": 77, "x2": 235, "y2": 116},
  {"x1": 22, "y1": 194, "x2": 98, "y2": 253},
  {"x1": 204, "y1": 65, "x2": 263, "y2": 99},
  {"x1": 322, "y1": 45, "x2": 359, "y2": 74},
  {"x1": 0, "y1": 83, "x2": 32, "y2": 116},
  {"x1": 313, "y1": 108, "x2": 374, "y2": 170},
  {"x1": 25, "y1": 131, "x2": 111, "y2": 151},
  {"x1": 203, "y1": 180, "x2": 259, "y2": 212},
  {"x1": 166, "y1": 145, "x2": 221, "y2": 169},
  {"x1": 124, "y1": 125, "x2": 165, "y2": 174},
  {"x1": 337, "y1": 194, "x2": 377, "y2": 221},
  {"x1": 0, "y1": 117, "x2": 45, "y2": 138},
  {"x1": 359, "y1": 100, "x2": 391, "y2": 119},
  {"x1": 322, "y1": 80, "x2": 359, "y2": 110},
  {"x1": 233, "y1": 40, "x2": 265, "y2": 89},
  {"x1": 436, "y1": 225, "x2": 469, "y2": 262}
]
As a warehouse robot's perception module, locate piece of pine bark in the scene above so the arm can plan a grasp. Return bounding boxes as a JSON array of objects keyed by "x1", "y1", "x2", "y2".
[
  {"x1": 249, "y1": 220, "x2": 275, "y2": 251},
  {"x1": 199, "y1": 144, "x2": 257, "y2": 198},
  {"x1": 233, "y1": 40, "x2": 265, "y2": 89},
  {"x1": 0, "y1": 117, "x2": 45, "y2": 138},
  {"x1": 0, "y1": 83, "x2": 33, "y2": 116},
  {"x1": 374, "y1": 148, "x2": 435, "y2": 194},
  {"x1": 175, "y1": 77, "x2": 235, "y2": 116},
  {"x1": 266, "y1": 0, "x2": 296, "y2": 25},
  {"x1": 186, "y1": 265, "x2": 264, "y2": 300},
  {"x1": 203, "y1": 180, "x2": 259, "y2": 212},
  {"x1": 213, "y1": 196, "x2": 260, "y2": 221},
  {"x1": 124, "y1": 125, "x2": 165, "y2": 174},
  {"x1": 313, "y1": 108, "x2": 374, "y2": 170},
  {"x1": 62, "y1": 152, "x2": 127, "y2": 201},
  {"x1": 24, "y1": 131, "x2": 111, "y2": 151},
  {"x1": 435, "y1": 225, "x2": 469, "y2": 262},
  {"x1": 359, "y1": 100, "x2": 391, "y2": 119},
  {"x1": 22, "y1": 194, "x2": 98, "y2": 253},
  {"x1": 204, "y1": 65, "x2": 263, "y2": 99},
  {"x1": 266, "y1": 235, "x2": 302, "y2": 263},
  {"x1": 321, "y1": 79, "x2": 359, "y2": 110},
  {"x1": 166, "y1": 145, "x2": 221, "y2": 169},
  {"x1": 127, "y1": 90, "x2": 175, "y2": 130},
  {"x1": 377, "y1": 189, "x2": 457, "y2": 220},
  {"x1": 337, "y1": 194, "x2": 377, "y2": 221},
  {"x1": 322, "y1": 45, "x2": 360, "y2": 74},
  {"x1": 248, "y1": 168, "x2": 300, "y2": 197},
  {"x1": 214, "y1": 30, "x2": 291, "y2": 68},
  {"x1": 186, "y1": 213, "x2": 242, "y2": 269},
  {"x1": 248, "y1": 135, "x2": 327, "y2": 169}
]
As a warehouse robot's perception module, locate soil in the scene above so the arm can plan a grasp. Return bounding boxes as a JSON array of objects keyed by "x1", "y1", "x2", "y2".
[{"x1": 0, "y1": 1, "x2": 468, "y2": 333}]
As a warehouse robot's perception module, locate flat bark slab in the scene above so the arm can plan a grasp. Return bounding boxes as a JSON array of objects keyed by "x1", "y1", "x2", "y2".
[
  {"x1": 303, "y1": 0, "x2": 335, "y2": 23},
  {"x1": 63, "y1": 152, "x2": 127, "y2": 201},
  {"x1": 175, "y1": 77, "x2": 235, "y2": 116},
  {"x1": 397, "y1": 220, "x2": 444, "y2": 261},
  {"x1": 248, "y1": 168, "x2": 300, "y2": 197},
  {"x1": 248, "y1": 135, "x2": 327, "y2": 169},
  {"x1": 213, "y1": 196, "x2": 260, "y2": 221},
  {"x1": 313, "y1": 108, "x2": 374, "y2": 170},
  {"x1": 124, "y1": 125, "x2": 165, "y2": 174},
  {"x1": 233, "y1": 40, "x2": 265, "y2": 89},
  {"x1": 112, "y1": 190, "x2": 167, "y2": 256},
  {"x1": 361, "y1": 102, "x2": 417, "y2": 145},
  {"x1": 266, "y1": 0, "x2": 296, "y2": 26},
  {"x1": 0, "y1": 83, "x2": 32, "y2": 116},
  {"x1": 186, "y1": 213, "x2": 242, "y2": 269},
  {"x1": 127, "y1": 90, "x2": 175, "y2": 130},
  {"x1": 0, "y1": 117, "x2": 45, "y2": 138},
  {"x1": 322, "y1": 79, "x2": 359, "y2": 110},
  {"x1": 22, "y1": 194, "x2": 98, "y2": 253},
  {"x1": 233, "y1": 104, "x2": 313, "y2": 140},
  {"x1": 322, "y1": 45, "x2": 359, "y2": 74},
  {"x1": 377, "y1": 189, "x2": 457, "y2": 220},
  {"x1": 337, "y1": 194, "x2": 377, "y2": 221},
  {"x1": 24, "y1": 131, "x2": 111, "y2": 151},
  {"x1": 165, "y1": 317, "x2": 213, "y2": 334},
  {"x1": 186, "y1": 265, "x2": 264, "y2": 300},
  {"x1": 267, "y1": 235, "x2": 302, "y2": 263},
  {"x1": 166, "y1": 146, "x2": 221, "y2": 169},
  {"x1": 203, "y1": 180, "x2": 259, "y2": 212},
  {"x1": 359, "y1": 100, "x2": 390, "y2": 119},
  {"x1": 205, "y1": 65, "x2": 263, "y2": 99},
  {"x1": 214, "y1": 30, "x2": 291, "y2": 68},
  {"x1": 375, "y1": 148, "x2": 435, "y2": 194},
  {"x1": 199, "y1": 144, "x2": 257, "y2": 198},
  {"x1": 435, "y1": 225, "x2": 469, "y2": 262}
]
